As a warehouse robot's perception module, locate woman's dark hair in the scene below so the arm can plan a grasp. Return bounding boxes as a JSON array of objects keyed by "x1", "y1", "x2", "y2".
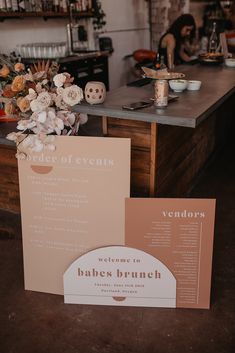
[
  {"x1": 158, "y1": 13, "x2": 196, "y2": 65},
  {"x1": 167, "y1": 14, "x2": 196, "y2": 51}
]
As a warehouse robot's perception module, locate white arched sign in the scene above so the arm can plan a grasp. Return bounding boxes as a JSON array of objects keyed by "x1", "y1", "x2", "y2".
[{"x1": 64, "y1": 246, "x2": 176, "y2": 307}]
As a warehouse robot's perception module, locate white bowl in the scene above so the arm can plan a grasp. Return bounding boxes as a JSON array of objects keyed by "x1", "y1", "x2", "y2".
[
  {"x1": 187, "y1": 80, "x2": 202, "y2": 91},
  {"x1": 225, "y1": 58, "x2": 235, "y2": 68},
  {"x1": 169, "y1": 79, "x2": 188, "y2": 92}
]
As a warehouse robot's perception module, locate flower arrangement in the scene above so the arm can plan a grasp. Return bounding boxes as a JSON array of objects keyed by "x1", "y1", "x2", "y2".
[{"x1": 0, "y1": 58, "x2": 86, "y2": 156}]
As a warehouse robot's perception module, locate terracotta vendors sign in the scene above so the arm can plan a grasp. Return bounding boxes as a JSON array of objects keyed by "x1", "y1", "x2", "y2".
[{"x1": 64, "y1": 198, "x2": 215, "y2": 309}]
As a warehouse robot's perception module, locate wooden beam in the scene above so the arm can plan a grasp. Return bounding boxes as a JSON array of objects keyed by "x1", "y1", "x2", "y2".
[
  {"x1": 102, "y1": 116, "x2": 108, "y2": 135},
  {"x1": 149, "y1": 122, "x2": 158, "y2": 197}
]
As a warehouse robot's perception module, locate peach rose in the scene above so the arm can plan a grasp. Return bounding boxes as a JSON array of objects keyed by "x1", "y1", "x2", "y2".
[
  {"x1": 4, "y1": 102, "x2": 16, "y2": 116},
  {"x1": 17, "y1": 97, "x2": 30, "y2": 113},
  {"x1": 0, "y1": 64, "x2": 10, "y2": 78},
  {"x1": 11, "y1": 76, "x2": 25, "y2": 92},
  {"x1": 2, "y1": 85, "x2": 16, "y2": 98},
  {"x1": 14, "y1": 63, "x2": 25, "y2": 72}
]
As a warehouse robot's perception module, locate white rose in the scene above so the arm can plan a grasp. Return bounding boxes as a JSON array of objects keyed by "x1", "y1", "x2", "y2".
[
  {"x1": 24, "y1": 136, "x2": 44, "y2": 153},
  {"x1": 22, "y1": 135, "x2": 44, "y2": 152},
  {"x1": 62, "y1": 85, "x2": 83, "y2": 106},
  {"x1": 47, "y1": 107, "x2": 57, "y2": 120},
  {"x1": 6, "y1": 131, "x2": 22, "y2": 142},
  {"x1": 54, "y1": 117, "x2": 64, "y2": 135},
  {"x1": 26, "y1": 88, "x2": 37, "y2": 101},
  {"x1": 66, "y1": 112, "x2": 76, "y2": 126},
  {"x1": 30, "y1": 99, "x2": 43, "y2": 112},
  {"x1": 37, "y1": 92, "x2": 52, "y2": 109},
  {"x1": 37, "y1": 111, "x2": 47, "y2": 123},
  {"x1": 56, "y1": 87, "x2": 64, "y2": 95},
  {"x1": 55, "y1": 94, "x2": 69, "y2": 110},
  {"x1": 53, "y1": 73, "x2": 67, "y2": 88},
  {"x1": 30, "y1": 92, "x2": 52, "y2": 112},
  {"x1": 17, "y1": 119, "x2": 36, "y2": 131}
]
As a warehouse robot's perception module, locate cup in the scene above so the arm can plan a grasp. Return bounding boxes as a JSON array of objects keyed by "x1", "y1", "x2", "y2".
[{"x1": 85, "y1": 81, "x2": 106, "y2": 105}]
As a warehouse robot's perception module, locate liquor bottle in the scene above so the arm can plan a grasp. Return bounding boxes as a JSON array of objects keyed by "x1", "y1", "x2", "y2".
[
  {"x1": 88, "y1": 0, "x2": 92, "y2": 10},
  {"x1": 24, "y1": 0, "x2": 32, "y2": 11},
  {"x1": 6, "y1": 0, "x2": 12, "y2": 11},
  {"x1": 208, "y1": 22, "x2": 218, "y2": 53},
  {"x1": 0, "y1": 0, "x2": 6, "y2": 11},
  {"x1": 18, "y1": 0, "x2": 25, "y2": 11},
  {"x1": 30, "y1": 0, "x2": 36, "y2": 12},
  {"x1": 11, "y1": 0, "x2": 19, "y2": 11},
  {"x1": 45, "y1": 0, "x2": 52, "y2": 11},
  {"x1": 42, "y1": 0, "x2": 48, "y2": 11},
  {"x1": 62, "y1": 0, "x2": 67, "y2": 12},
  {"x1": 154, "y1": 53, "x2": 160, "y2": 70},
  {"x1": 82, "y1": 0, "x2": 86, "y2": 11},
  {"x1": 35, "y1": 0, "x2": 42, "y2": 12},
  {"x1": 48, "y1": 0, "x2": 53, "y2": 11},
  {"x1": 53, "y1": 0, "x2": 59, "y2": 12},
  {"x1": 76, "y1": 0, "x2": 82, "y2": 12},
  {"x1": 59, "y1": 0, "x2": 67, "y2": 12}
]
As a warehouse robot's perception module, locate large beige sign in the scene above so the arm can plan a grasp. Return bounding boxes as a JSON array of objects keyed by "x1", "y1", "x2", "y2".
[
  {"x1": 125, "y1": 198, "x2": 216, "y2": 309},
  {"x1": 18, "y1": 136, "x2": 130, "y2": 295}
]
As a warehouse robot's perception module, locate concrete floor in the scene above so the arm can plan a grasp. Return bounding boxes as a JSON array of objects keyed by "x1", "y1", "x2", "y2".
[{"x1": 0, "y1": 118, "x2": 234, "y2": 353}]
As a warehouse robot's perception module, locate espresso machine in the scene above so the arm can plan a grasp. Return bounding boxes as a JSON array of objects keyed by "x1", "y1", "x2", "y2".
[{"x1": 66, "y1": 1, "x2": 97, "y2": 54}]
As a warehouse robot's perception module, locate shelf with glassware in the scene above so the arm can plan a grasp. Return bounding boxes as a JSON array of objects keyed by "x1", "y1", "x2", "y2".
[
  {"x1": 0, "y1": 10, "x2": 94, "y2": 21},
  {"x1": 0, "y1": 0, "x2": 95, "y2": 20},
  {"x1": 0, "y1": 0, "x2": 94, "y2": 14}
]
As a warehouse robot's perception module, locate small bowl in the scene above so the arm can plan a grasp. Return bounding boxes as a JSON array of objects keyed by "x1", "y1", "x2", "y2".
[
  {"x1": 187, "y1": 80, "x2": 202, "y2": 91},
  {"x1": 169, "y1": 79, "x2": 188, "y2": 92},
  {"x1": 225, "y1": 58, "x2": 235, "y2": 68}
]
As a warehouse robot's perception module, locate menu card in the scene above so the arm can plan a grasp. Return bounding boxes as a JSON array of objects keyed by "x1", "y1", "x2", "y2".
[
  {"x1": 125, "y1": 198, "x2": 216, "y2": 309},
  {"x1": 18, "y1": 136, "x2": 130, "y2": 295}
]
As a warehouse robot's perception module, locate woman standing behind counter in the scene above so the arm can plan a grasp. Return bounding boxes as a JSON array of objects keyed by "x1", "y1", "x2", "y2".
[{"x1": 158, "y1": 14, "x2": 197, "y2": 68}]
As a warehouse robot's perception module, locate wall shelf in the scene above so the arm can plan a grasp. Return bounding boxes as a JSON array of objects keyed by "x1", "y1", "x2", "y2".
[{"x1": 0, "y1": 11, "x2": 94, "y2": 22}]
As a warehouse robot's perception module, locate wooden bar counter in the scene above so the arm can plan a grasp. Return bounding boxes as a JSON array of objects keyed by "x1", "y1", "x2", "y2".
[
  {"x1": 75, "y1": 64, "x2": 235, "y2": 197},
  {"x1": 0, "y1": 64, "x2": 235, "y2": 217}
]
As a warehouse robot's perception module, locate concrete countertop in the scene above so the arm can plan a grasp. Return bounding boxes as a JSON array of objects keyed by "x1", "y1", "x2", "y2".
[{"x1": 75, "y1": 64, "x2": 235, "y2": 128}]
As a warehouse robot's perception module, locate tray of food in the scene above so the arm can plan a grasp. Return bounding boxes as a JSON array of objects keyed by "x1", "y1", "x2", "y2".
[
  {"x1": 141, "y1": 66, "x2": 185, "y2": 80},
  {"x1": 198, "y1": 53, "x2": 224, "y2": 65}
]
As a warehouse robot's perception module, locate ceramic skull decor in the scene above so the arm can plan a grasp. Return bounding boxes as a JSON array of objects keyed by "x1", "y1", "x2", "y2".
[{"x1": 85, "y1": 81, "x2": 106, "y2": 105}]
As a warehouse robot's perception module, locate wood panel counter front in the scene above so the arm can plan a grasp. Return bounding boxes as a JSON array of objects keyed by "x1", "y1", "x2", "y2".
[
  {"x1": 75, "y1": 64, "x2": 235, "y2": 197},
  {"x1": 0, "y1": 65, "x2": 234, "y2": 217}
]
